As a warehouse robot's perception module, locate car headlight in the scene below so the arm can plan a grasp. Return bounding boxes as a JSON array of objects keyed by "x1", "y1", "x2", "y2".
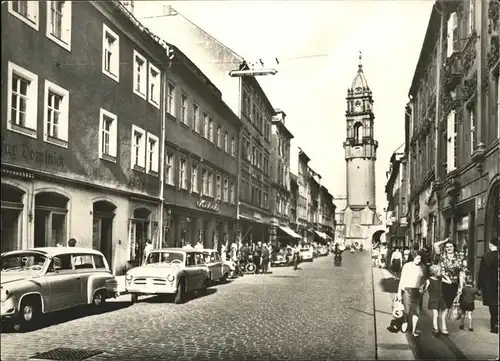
[
  {"x1": 0, "y1": 288, "x2": 9, "y2": 302},
  {"x1": 125, "y1": 273, "x2": 133, "y2": 281},
  {"x1": 167, "y1": 274, "x2": 175, "y2": 282}
]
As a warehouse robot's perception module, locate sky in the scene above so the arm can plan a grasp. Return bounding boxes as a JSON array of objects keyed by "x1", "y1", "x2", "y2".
[{"x1": 135, "y1": 0, "x2": 433, "y2": 214}]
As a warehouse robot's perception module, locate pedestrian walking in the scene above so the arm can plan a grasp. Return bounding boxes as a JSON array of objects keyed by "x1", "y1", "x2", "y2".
[
  {"x1": 293, "y1": 244, "x2": 300, "y2": 270},
  {"x1": 458, "y1": 274, "x2": 478, "y2": 332},
  {"x1": 477, "y1": 238, "x2": 499, "y2": 334},
  {"x1": 433, "y1": 238, "x2": 467, "y2": 336},
  {"x1": 390, "y1": 247, "x2": 403, "y2": 275},
  {"x1": 194, "y1": 240, "x2": 204, "y2": 250},
  {"x1": 261, "y1": 243, "x2": 270, "y2": 274},
  {"x1": 426, "y1": 264, "x2": 447, "y2": 336},
  {"x1": 253, "y1": 242, "x2": 262, "y2": 273},
  {"x1": 397, "y1": 250, "x2": 427, "y2": 337},
  {"x1": 143, "y1": 239, "x2": 154, "y2": 264}
]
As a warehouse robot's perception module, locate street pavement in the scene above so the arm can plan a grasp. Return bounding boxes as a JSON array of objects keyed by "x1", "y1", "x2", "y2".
[{"x1": 1, "y1": 251, "x2": 376, "y2": 361}]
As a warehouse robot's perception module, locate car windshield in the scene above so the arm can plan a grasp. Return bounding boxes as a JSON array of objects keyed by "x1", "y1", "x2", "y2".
[
  {"x1": 1, "y1": 252, "x2": 49, "y2": 272},
  {"x1": 300, "y1": 248, "x2": 310, "y2": 252},
  {"x1": 146, "y1": 252, "x2": 184, "y2": 265}
]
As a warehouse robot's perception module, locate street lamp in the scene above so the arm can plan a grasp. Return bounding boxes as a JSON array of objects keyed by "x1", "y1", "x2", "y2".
[{"x1": 229, "y1": 68, "x2": 278, "y2": 77}]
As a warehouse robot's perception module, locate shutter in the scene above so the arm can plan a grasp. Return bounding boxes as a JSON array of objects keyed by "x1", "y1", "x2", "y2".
[
  {"x1": 63, "y1": 1, "x2": 72, "y2": 45},
  {"x1": 446, "y1": 111, "x2": 455, "y2": 171},
  {"x1": 28, "y1": 75, "x2": 38, "y2": 130},
  {"x1": 447, "y1": 15, "x2": 453, "y2": 57},
  {"x1": 110, "y1": 116, "x2": 118, "y2": 157},
  {"x1": 130, "y1": 129, "x2": 135, "y2": 168},
  {"x1": 141, "y1": 131, "x2": 146, "y2": 168},
  {"x1": 60, "y1": 92, "x2": 69, "y2": 141},
  {"x1": 128, "y1": 219, "x2": 136, "y2": 260}
]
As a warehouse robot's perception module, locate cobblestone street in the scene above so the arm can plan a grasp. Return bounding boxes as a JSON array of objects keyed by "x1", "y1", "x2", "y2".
[{"x1": 1, "y1": 252, "x2": 375, "y2": 361}]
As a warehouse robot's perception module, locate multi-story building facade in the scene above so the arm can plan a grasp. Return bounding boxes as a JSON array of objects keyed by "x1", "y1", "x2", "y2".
[
  {"x1": 137, "y1": 4, "x2": 275, "y2": 244},
  {"x1": 407, "y1": 0, "x2": 499, "y2": 277},
  {"x1": 0, "y1": 1, "x2": 174, "y2": 273},
  {"x1": 319, "y1": 186, "x2": 336, "y2": 242},
  {"x1": 385, "y1": 147, "x2": 408, "y2": 248},
  {"x1": 270, "y1": 109, "x2": 301, "y2": 246},
  {"x1": 161, "y1": 45, "x2": 241, "y2": 250},
  {"x1": 289, "y1": 173, "x2": 299, "y2": 236},
  {"x1": 297, "y1": 149, "x2": 313, "y2": 244}
]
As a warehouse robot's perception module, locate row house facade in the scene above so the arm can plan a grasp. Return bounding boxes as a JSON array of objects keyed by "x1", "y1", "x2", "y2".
[
  {"x1": 384, "y1": 148, "x2": 408, "y2": 248},
  {"x1": 138, "y1": 5, "x2": 275, "y2": 244},
  {"x1": 270, "y1": 110, "x2": 301, "y2": 246},
  {"x1": 1, "y1": 1, "x2": 171, "y2": 273},
  {"x1": 297, "y1": 149, "x2": 312, "y2": 243},
  {"x1": 318, "y1": 186, "x2": 336, "y2": 242},
  {"x1": 406, "y1": 0, "x2": 499, "y2": 278},
  {"x1": 160, "y1": 46, "x2": 241, "y2": 251}
]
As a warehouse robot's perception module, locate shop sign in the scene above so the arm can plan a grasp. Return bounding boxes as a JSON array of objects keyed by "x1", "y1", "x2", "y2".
[
  {"x1": 2, "y1": 141, "x2": 64, "y2": 167},
  {"x1": 197, "y1": 199, "x2": 219, "y2": 212}
]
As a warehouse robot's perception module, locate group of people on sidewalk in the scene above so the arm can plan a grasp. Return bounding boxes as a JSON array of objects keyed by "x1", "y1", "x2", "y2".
[{"x1": 393, "y1": 237, "x2": 499, "y2": 338}]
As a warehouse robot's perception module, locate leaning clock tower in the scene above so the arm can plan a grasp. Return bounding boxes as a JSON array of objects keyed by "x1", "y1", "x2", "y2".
[{"x1": 343, "y1": 53, "x2": 378, "y2": 210}]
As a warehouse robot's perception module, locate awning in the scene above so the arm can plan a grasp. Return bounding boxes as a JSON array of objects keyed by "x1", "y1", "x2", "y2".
[
  {"x1": 279, "y1": 226, "x2": 302, "y2": 239},
  {"x1": 314, "y1": 230, "x2": 329, "y2": 240}
]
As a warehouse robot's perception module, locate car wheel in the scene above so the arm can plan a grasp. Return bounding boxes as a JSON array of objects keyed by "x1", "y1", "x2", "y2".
[
  {"x1": 130, "y1": 293, "x2": 139, "y2": 304},
  {"x1": 220, "y1": 272, "x2": 229, "y2": 283},
  {"x1": 14, "y1": 297, "x2": 41, "y2": 332},
  {"x1": 92, "y1": 290, "x2": 106, "y2": 308},
  {"x1": 174, "y1": 279, "x2": 185, "y2": 304}
]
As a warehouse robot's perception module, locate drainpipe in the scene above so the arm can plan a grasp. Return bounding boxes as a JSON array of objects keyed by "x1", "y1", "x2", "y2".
[
  {"x1": 435, "y1": 2, "x2": 444, "y2": 243},
  {"x1": 157, "y1": 56, "x2": 169, "y2": 249},
  {"x1": 236, "y1": 76, "x2": 242, "y2": 240}
]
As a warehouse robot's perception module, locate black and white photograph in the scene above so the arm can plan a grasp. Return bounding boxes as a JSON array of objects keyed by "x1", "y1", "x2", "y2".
[{"x1": 1, "y1": 0, "x2": 499, "y2": 360}]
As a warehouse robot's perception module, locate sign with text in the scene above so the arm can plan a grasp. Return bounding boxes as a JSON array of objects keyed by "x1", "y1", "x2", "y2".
[
  {"x1": 2, "y1": 141, "x2": 64, "y2": 167},
  {"x1": 197, "y1": 199, "x2": 219, "y2": 212}
]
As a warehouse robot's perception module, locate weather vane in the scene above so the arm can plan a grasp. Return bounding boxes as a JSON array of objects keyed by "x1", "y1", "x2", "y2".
[{"x1": 358, "y1": 50, "x2": 363, "y2": 68}]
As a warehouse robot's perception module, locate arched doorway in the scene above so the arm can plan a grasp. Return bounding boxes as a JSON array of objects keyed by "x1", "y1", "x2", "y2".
[
  {"x1": 130, "y1": 207, "x2": 151, "y2": 264},
  {"x1": 34, "y1": 191, "x2": 69, "y2": 247},
  {"x1": 484, "y1": 179, "x2": 499, "y2": 249},
  {"x1": 1, "y1": 184, "x2": 25, "y2": 253},
  {"x1": 92, "y1": 200, "x2": 116, "y2": 266},
  {"x1": 372, "y1": 230, "x2": 385, "y2": 246}
]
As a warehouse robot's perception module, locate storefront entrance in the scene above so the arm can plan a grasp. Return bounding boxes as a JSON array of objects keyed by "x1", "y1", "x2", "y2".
[
  {"x1": 92, "y1": 200, "x2": 116, "y2": 267},
  {"x1": 1, "y1": 183, "x2": 24, "y2": 253},
  {"x1": 485, "y1": 179, "x2": 499, "y2": 247},
  {"x1": 34, "y1": 192, "x2": 68, "y2": 247}
]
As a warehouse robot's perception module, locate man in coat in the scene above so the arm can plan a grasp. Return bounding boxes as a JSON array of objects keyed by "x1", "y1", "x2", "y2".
[{"x1": 478, "y1": 237, "x2": 499, "y2": 334}]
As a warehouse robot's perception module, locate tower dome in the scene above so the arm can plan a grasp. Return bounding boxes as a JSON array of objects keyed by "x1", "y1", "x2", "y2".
[{"x1": 351, "y1": 51, "x2": 369, "y2": 92}]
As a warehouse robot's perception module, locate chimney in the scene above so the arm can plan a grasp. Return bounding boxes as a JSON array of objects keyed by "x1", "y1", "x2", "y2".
[{"x1": 121, "y1": 0, "x2": 135, "y2": 15}]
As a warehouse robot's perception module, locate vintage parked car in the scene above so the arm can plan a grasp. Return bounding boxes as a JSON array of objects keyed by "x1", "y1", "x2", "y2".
[
  {"x1": 203, "y1": 249, "x2": 231, "y2": 283},
  {"x1": 271, "y1": 250, "x2": 288, "y2": 267},
  {"x1": 319, "y1": 246, "x2": 329, "y2": 256},
  {"x1": 125, "y1": 248, "x2": 210, "y2": 304},
  {"x1": 299, "y1": 247, "x2": 314, "y2": 262},
  {"x1": 1, "y1": 247, "x2": 118, "y2": 331}
]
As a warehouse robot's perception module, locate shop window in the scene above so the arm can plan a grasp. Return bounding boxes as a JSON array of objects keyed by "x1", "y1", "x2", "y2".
[
  {"x1": 34, "y1": 192, "x2": 68, "y2": 248},
  {"x1": 93, "y1": 200, "x2": 116, "y2": 267},
  {"x1": 129, "y1": 207, "x2": 156, "y2": 262},
  {"x1": 1, "y1": 184, "x2": 25, "y2": 253}
]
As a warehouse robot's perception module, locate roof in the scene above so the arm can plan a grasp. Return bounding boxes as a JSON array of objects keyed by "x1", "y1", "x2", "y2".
[
  {"x1": 240, "y1": 61, "x2": 276, "y2": 113},
  {"x1": 272, "y1": 120, "x2": 294, "y2": 140},
  {"x1": 2, "y1": 247, "x2": 104, "y2": 257},
  {"x1": 351, "y1": 64, "x2": 369, "y2": 90},
  {"x1": 408, "y1": 2, "x2": 440, "y2": 96}
]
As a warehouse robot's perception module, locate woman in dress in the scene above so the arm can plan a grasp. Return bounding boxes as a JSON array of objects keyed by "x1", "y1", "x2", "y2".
[
  {"x1": 390, "y1": 247, "x2": 403, "y2": 275},
  {"x1": 433, "y1": 238, "x2": 467, "y2": 335}
]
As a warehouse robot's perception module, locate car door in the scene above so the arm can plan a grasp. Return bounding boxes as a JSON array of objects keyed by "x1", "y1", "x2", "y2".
[
  {"x1": 194, "y1": 252, "x2": 207, "y2": 288},
  {"x1": 210, "y1": 252, "x2": 222, "y2": 281},
  {"x1": 204, "y1": 252, "x2": 217, "y2": 282},
  {"x1": 72, "y1": 254, "x2": 97, "y2": 305},
  {"x1": 184, "y1": 253, "x2": 197, "y2": 291},
  {"x1": 45, "y1": 254, "x2": 81, "y2": 311}
]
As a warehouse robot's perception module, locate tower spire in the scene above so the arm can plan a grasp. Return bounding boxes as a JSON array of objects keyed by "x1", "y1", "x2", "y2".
[{"x1": 358, "y1": 50, "x2": 363, "y2": 69}]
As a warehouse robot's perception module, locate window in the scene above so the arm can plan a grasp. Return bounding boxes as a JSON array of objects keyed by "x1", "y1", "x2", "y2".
[
  {"x1": 131, "y1": 125, "x2": 146, "y2": 169},
  {"x1": 44, "y1": 80, "x2": 69, "y2": 147},
  {"x1": 469, "y1": 106, "x2": 476, "y2": 155},
  {"x1": 7, "y1": 62, "x2": 38, "y2": 138},
  {"x1": 447, "y1": 13, "x2": 459, "y2": 57},
  {"x1": 165, "y1": 153, "x2": 174, "y2": 185},
  {"x1": 354, "y1": 122, "x2": 362, "y2": 144},
  {"x1": 179, "y1": 159, "x2": 187, "y2": 189},
  {"x1": 223, "y1": 178, "x2": 229, "y2": 202},
  {"x1": 192, "y1": 103, "x2": 199, "y2": 132},
  {"x1": 102, "y1": 24, "x2": 120, "y2": 82},
  {"x1": 46, "y1": 1, "x2": 71, "y2": 51},
  {"x1": 98, "y1": 108, "x2": 118, "y2": 161},
  {"x1": 201, "y1": 169, "x2": 208, "y2": 196},
  {"x1": 446, "y1": 110, "x2": 457, "y2": 172},
  {"x1": 167, "y1": 83, "x2": 175, "y2": 116},
  {"x1": 146, "y1": 133, "x2": 159, "y2": 173},
  {"x1": 231, "y1": 137, "x2": 236, "y2": 157},
  {"x1": 203, "y1": 113, "x2": 209, "y2": 138},
  {"x1": 180, "y1": 94, "x2": 188, "y2": 124},
  {"x1": 208, "y1": 118, "x2": 214, "y2": 142},
  {"x1": 148, "y1": 63, "x2": 160, "y2": 108},
  {"x1": 133, "y1": 50, "x2": 147, "y2": 99},
  {"x1": 73, "y1": 254, "x2": 94, "y2": 269},
  {"x1": 191, "y1": 164, "x2": 198, "y2": 192},
  {"x1": 224, "y1": 131, "x2": 229, "y2": 152},
  {"x1": 230, "y1": 183, "x2": 235, "y2": 204},
  {"x1": 216, "y1": 125, "x2": 221, "y2": 147},
  {"x1": 93, "y1": 255, "x2": 107, "y2": 269},
  {"x1": 216, "y1": 175, "x2": 222, "y2": 200},
  {"x1": 207, "y1": 172, "x2": 213, "y2": 197},
  {"x1": 8, "y1": 1, "x2": 39, "y2": 30}
]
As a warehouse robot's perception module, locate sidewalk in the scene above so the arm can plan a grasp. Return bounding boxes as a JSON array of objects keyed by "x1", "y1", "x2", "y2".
[
  {"x1": 381, "y1": 266, "x2": 499, "y2": 360},
  {"x1": 372, "y1": 266, "x2": 414, "y2": 360}
]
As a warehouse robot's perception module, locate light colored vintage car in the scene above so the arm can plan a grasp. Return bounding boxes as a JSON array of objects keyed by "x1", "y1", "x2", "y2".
[
  {"x1": 202, "y1": 249, "x2": 231, "y2": 283},
  {"x1": 125, "y1": 248, "x2": 210, "y2": 304},
  {"x1": 1, "y1": 247, "x2": 118, "y2": 331}
]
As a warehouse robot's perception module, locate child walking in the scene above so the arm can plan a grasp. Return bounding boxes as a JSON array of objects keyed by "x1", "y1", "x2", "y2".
[
  {"x1": 459, "y1": 274, "x2": 478, "y2": 331},
  {"x1": 426, "y1": 265, "x2": 447, "y2": 336}
]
